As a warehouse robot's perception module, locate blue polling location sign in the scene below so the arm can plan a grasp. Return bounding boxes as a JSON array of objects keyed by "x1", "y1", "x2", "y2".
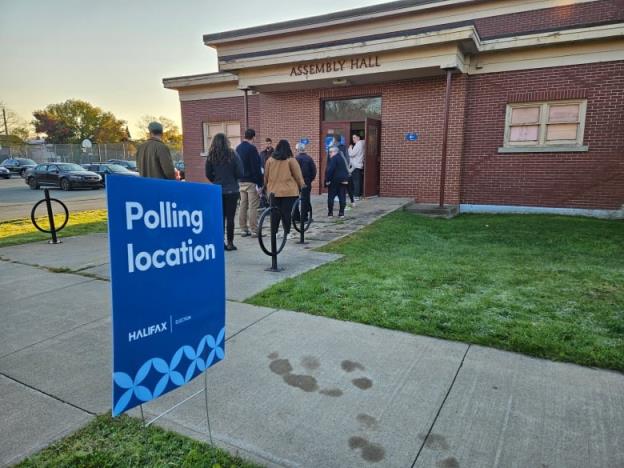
[
  {"x1": 106, "y1": 176, "x2": 225, "y2": 416},
  {"x1": 300, "y1": 138, "x2": 310, "y2": 145},
  {"x1": 405, "y1": 132, "x2": 418, "y2": 142}
]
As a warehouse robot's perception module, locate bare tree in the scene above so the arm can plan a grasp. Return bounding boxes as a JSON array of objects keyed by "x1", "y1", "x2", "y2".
[{"x1": 0, "y1": 101, "x2": 32, "y2": 141}]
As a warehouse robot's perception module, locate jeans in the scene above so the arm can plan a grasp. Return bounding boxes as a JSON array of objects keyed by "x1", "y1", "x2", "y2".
[
  {"x1": 222, "y1": 193, "x2": 239, "y2": 243},
  {"x1": 271, "y1": 196, "x2": 298, "y2": 235},
  {"x1": 347, "y1": 176, "x2": 355, "y2": 203},
  {"x1": 239, "y1": 182, "x2": 259, "y2": 233},
  {"x1": 292, "y1": 186, "x2": 311, "y2": 223},
  {"x1": 352, "y1": 168, "x2": 363, "y2": 198},
  {"x1": 328, "y1": 183, "x2": 347, "y2": 216}
]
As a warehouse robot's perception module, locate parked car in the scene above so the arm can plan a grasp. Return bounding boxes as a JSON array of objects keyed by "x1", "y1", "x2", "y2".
[
  {"x1": 1, "y1": 158, "x2": 37, "y2": 177},
  {"x1": 175, "y1": 161, "x2": 185, "y2": 180},
  {"x1": 25, "y1": 163, "x2": 102, "y2": 191},
  {"x1": 0, "y1": 166, "x2": 10, "y2": 179},
  {"x1": 82, "y1": 163, "x2": 139, "y2": 186},
  {"x1": 106, "y1": 159, "x2": 137, "y2": 172}
]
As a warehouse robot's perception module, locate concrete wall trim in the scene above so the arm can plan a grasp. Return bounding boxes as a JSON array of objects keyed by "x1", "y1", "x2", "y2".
[{"x1": 460, "y1": 204, "x2": 624, "y2": 219}]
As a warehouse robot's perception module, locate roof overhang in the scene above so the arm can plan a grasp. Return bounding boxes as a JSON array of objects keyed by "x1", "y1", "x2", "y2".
[
  {"x1": 162, "y1": 72, "x2": 238, "y2": 90},
  {"x1": 203, "y1": 0, "x2": 477, "y2": 46}
]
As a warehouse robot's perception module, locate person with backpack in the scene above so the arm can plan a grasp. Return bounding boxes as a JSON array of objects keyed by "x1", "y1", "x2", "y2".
[
  {"x1": 205, "y1": 133, "x2": 244, "y2": 251},
  {"x1": 325, "y1": 144, "x2": 350, "y2": 218}
]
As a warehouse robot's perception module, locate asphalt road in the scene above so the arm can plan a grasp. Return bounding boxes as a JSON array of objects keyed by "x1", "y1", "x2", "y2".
[{"x1": 0, "y1": 176, "x2": 107, "y2": 221}]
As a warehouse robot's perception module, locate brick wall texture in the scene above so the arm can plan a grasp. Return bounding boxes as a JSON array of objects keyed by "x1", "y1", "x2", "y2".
[{"x1": 475, "y1": 0, "x2": 624, "y2": 39}]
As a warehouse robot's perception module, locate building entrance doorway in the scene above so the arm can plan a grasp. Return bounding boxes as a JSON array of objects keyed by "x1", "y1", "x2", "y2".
[{"x1": 319, "y1": 120, "x2": 381, "y2": 197}]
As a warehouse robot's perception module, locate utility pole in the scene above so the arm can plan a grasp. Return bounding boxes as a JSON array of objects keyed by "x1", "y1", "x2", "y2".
[
  {"x1": 2, "y1": 107, "x2": 10, "y2": 157},
  {"x1": 2, "y1": 108, "x2": 8, "y2": 136}
]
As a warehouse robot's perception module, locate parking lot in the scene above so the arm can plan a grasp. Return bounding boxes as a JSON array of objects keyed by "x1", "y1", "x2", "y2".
[{"x1": 0, "y1": 176, "x2": 106, "y2": 221}]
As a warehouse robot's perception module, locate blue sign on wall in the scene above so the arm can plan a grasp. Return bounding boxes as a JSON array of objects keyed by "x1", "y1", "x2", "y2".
[
  {"x1": 405, "y1": 132, "x2": 418, "y2": 142},
  {"x1": 107, "y1": 176, "x2": 225, "y2": 416},
  {"x1": 299, "y1": 138, "x2": 310, "y2": 145}
]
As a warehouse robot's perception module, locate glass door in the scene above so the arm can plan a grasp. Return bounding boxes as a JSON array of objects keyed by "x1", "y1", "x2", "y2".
[{"x1": 319, "y1": 121, "x2": 350, "y2": 194}]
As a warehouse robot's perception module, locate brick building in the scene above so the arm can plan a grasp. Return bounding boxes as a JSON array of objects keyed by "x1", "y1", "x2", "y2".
[{"x1": 164, "y1": 0, "x2": 624, "y2": 217}]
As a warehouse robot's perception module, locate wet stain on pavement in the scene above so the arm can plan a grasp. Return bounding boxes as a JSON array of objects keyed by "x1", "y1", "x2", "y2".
[
  {"x1": 301, "y1": 355, "x2": 321, "y2": 370},
  {"x1": 352, "y1": 377, "x2": 373, "y2": 390},
  {"x1": 319, "y1": 388, "x2": 343, "y2": 397},
  {"x1": 357, "y1": 413, "x2": 378, "y2": 430},
  {"x1": 348, "y1": 436, "x2": 385, "y2": 463},
  {"x1": 269, "y1": 359, "x2": 293, "y2": 376},
  {"x1": 420, "y1": 433, "x2": 449, "y2": 451},
  {"x1": 283, "y1": 373, "x2": 319, "y2": 392},
  {"x1": 436, "y1": 456, "x2": 460, "y2": 468},
  {"x1": 341, "y1": 360, "x2": 365, "y2": 372}
]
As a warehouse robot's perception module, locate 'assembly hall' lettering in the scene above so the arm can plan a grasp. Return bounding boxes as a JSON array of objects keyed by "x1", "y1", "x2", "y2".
[{"x1": 290, "y1": 56, "x2": 380, "y2": 77}]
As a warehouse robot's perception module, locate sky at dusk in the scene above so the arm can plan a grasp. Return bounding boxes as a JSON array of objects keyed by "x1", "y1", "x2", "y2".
[{"x1": 1, "y1": 0, "x2": 389, "y2": 137}]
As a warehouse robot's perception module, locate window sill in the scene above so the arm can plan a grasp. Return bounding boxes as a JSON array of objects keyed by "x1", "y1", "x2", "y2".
[{"x1": 498, "y1": 145, "x2": 589, "y2": 154}]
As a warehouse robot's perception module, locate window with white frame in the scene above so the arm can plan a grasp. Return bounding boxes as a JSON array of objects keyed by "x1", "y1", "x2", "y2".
[
  {"x1": 501, "y1": 101, "x2": 588, "y2": 152},
  {"x1": 202, "y1": 121, "x2": 241, "y2": 155}
]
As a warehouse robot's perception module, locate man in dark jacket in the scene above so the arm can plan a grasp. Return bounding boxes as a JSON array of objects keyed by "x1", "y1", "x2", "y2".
[
  {"x1": 136, "y1": 122, "x2": 176, "y2": 180},
  {"x1": 260, "y1": 138, "x2": 274, "y2": 169},
  {"x1": 236, "y1": 129, "x2": 263, "y2": 237},
  {"x1": 325, "y1": 145, "x2": 350, "y2": 218},
  {"x1": 295, "y1": 142, "x2": 317, "y2": 223}
]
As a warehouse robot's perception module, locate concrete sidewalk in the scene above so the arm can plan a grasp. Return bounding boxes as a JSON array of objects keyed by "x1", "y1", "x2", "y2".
[{"x1": 1, "y1": 196, "x2": 623, "y2": 467}]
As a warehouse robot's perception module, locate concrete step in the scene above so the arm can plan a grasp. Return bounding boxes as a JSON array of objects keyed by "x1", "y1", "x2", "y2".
[{"x1": 404, "y1": 202, "x2": 459, "y2": 218}]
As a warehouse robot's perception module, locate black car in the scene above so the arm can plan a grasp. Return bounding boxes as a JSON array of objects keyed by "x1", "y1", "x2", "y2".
[
  {"x1": 106, "y1": 159, "x2": 137, "y2": 172},
  {"x1": 0, "y1": 166, "x2": 10, "y2": 179},
  {"x1": 82, "y1": 163, "x2": 139, "y2": 186},
  {"x1": 25, "y1": 163, "x2": 102, "y2": 191},
  {"x1": 1, "y1": 158, "x2": 37, "y2": 177}
]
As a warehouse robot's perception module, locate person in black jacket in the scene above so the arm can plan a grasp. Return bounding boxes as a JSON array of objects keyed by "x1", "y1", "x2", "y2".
[
  {"x1": 236, "y1": 129, "x2": 263, "y2": 237},
  {"x1": 206, "y1": 133, "x2": 244, "y2": 251},
  {"x1": 295, "y1": 142, "x2": 317, "y2": 223},
  {"x1": 325, "y1": 145, "x2": 350, "y2": 218}
]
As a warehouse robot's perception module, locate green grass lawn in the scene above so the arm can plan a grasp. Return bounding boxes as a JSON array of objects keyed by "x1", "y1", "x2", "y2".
[
  {"x1": 17, "y1": 415, "x2": 259, "y2": 468},
  {"x1": 0, "y1": 210, "x2": 108, "y2": 248},
  {"x1": 249, "y1": 212, "x2": 624, "y2": 371}
]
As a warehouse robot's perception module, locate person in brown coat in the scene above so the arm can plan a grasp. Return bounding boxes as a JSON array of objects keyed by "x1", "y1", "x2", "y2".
[
  {"x1": 263, "y1": 139, "x2": 305, "y2": 237},
  {"x1": 136, "y1": 121, "x2": 176, "y2": 180}
]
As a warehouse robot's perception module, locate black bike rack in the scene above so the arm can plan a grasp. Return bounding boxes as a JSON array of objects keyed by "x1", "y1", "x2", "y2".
[
  {"x1": 292, "y1": 186, "x2": 313, "y2": 245},
  {"x1": 256, "y1": 193, "x2": 285, "y2": 272},
  {"x1": 31, "y1": 189, "x2": 69, "y2": 244}
]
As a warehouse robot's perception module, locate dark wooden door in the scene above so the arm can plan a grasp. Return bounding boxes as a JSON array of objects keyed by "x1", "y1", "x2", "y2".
[
  {"x1": 364, "y1": 118, "x2": 381, "y2": 197},
  {"x1": 319, "y1": 121, "x2": 350, "y2": 194}
]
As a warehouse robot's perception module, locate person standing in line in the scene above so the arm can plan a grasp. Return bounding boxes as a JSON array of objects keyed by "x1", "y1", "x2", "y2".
[
  {"x1": 260, "y1": 138, "x2": 274, "y2": 169},
  {"x1": 236, "y1": 129, "x2": 263, "y2": 238},
  {"x1": 264, "y1": 140, "x2": 306, "y2": 239},
  {"x1": 294, "y1": 142, "x2": 317, "y2": 223},
  {"x1": 136, "y1": 121, "x2": 176, "y2": 180},
  {"x1": 205, "y1": 133, "x2": 244, "y2": 252},
  {"x1": 348, "y1": 133, "x2": 366, "y2": 199},
  {"x1": 325, "y1": 145, "x2": 350, "y2": 218},
  {"x1": 332, "y1": 135, "x2": 354, "y2": 206}
]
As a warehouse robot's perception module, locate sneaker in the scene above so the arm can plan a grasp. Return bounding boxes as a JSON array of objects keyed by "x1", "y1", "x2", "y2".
[
  {"x1": 225, "y1": 243, "x2": 238, "y2": 251},
  {"x1": 250, "y1": 232, "x2": 258, "y2": 238},
  {"x1": 328, "y1": 213, "x2": 333, "y2": 217},
  {"x1": 338, "y1": 214, "x2": 345, "y2": 219},
  {"x1": 241, "y1": 230, "x2": 251, "y2": 237}
]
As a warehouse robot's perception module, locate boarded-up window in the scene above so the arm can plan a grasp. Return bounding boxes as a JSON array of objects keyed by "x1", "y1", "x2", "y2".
[
  {"x1": 504, "y1": 101, "x2": 586, "y2": 148},
  {"x1": 202, "y1": 121, "x2": 241, "y2": 155}
]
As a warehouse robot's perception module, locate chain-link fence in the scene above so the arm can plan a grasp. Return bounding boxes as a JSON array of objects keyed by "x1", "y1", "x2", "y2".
[{"x1": 0, "y1": 142, "x2": 183, "y2": 164}]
